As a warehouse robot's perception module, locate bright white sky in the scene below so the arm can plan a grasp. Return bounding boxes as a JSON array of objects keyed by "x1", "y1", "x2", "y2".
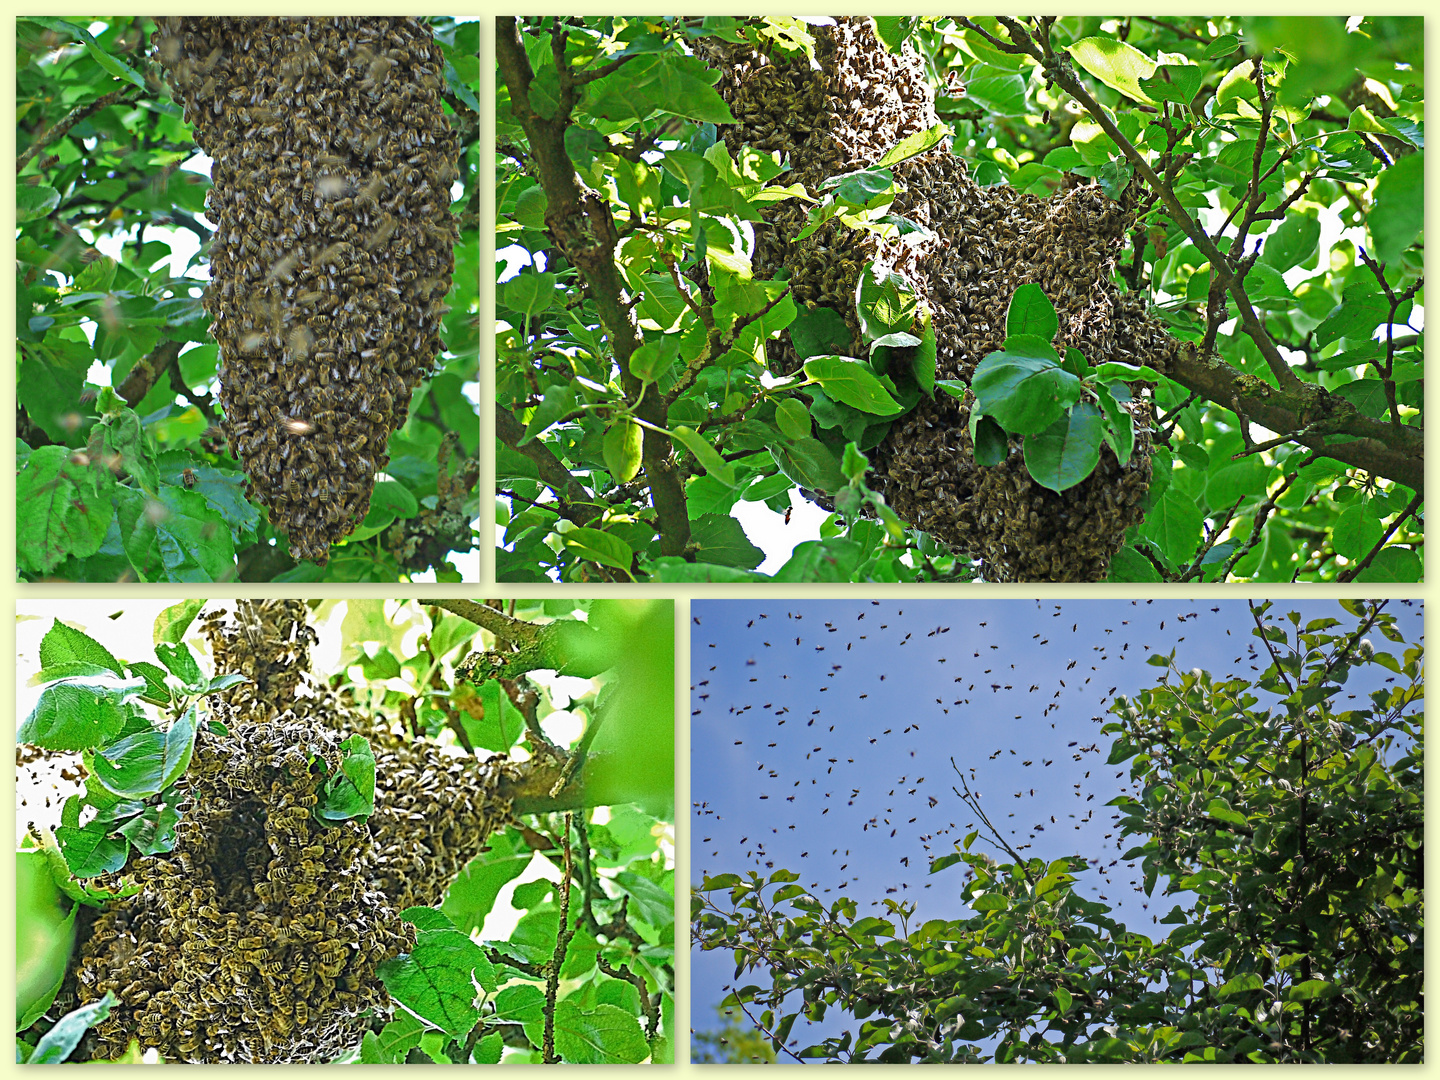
[{"x1": 690, "y1": 598, "x2": 1422, "y2": 1051}]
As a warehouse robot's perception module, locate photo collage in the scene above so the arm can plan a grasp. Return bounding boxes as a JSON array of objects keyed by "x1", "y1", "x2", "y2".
[{"x1": 14, "y1": 13, "x2": 1423, "y2": 1066}]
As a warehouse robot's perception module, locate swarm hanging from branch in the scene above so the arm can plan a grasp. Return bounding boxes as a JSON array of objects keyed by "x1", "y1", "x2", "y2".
[
  {"x1": 698, "y1": 18, "x2": 1182, "y2": 580},
  {"x1": 154, "y1": 18, "x2": 460, "y2": 564},
  {"x1": 65, "y1": 602, "x2": 541, "y2": 1063}
]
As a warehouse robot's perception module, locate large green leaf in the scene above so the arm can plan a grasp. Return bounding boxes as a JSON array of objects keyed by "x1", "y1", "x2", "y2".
[
  {"x1": 1022, "y1": 404, "x2": 1103, "y2": 493},
  {"x1": 803, "y1": 356, "x2": 903, "y2": 415},
  {"x1": 689, "y1": 514, "x2": 764, "y2": 569},
  {"x1": 16, "y1": 446, "x2": 117, "y2": 575},
  {"x1": 1370, "y1": 150, "x2": 1424, "y2": 264},
  {"x1": 1066, "y1": 37, "x2": 1158, "y2": 105},
  {"x1": 377, "y1": 925, "x2": 496, "y2": 1038},
  {"x1": 18, "y1": 675, "x2": 145, "y2": 751},
  {"x1": 971, "y1": 339, "x2": 1081, "y2": 435},
  {"x1": 553, "y1": 1000, "x2": 650, "y2": 1064}
]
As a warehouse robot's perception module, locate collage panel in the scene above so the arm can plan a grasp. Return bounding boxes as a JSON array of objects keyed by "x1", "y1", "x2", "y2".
[
  {"x1": 496, "y1": 15, "x2": 1421, "y2": 584},
  {"x1": 691, "y1": 598, "x2": 1423, "y2": 1062},
  {"x1": 16, "y1": 17, "x2": 480, "y2": 583},
  {"x1": 17, "y1": 599, "x2": 674, "y2": 1063}
]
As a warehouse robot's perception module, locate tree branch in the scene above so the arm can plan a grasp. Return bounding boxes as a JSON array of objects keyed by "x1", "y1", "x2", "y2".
[
  {"x1": 17, "y1": 87, "x2": 137, "y2": 174},
  {"x1": 495, "y1": 404, "x2": 603, "y2": 524},
  {"x1": 497, "y1": 17, "x2": 691, "y2": 556}
]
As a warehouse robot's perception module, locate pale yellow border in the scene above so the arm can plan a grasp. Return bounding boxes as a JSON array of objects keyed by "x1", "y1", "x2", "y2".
[{"x1": 5, "y1": 7, "x2": 1432, "y2": 1072}]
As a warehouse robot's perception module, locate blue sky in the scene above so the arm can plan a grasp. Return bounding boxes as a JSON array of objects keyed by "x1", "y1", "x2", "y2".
[{"x1": 689, "y1": 597, "x2": 1422, "y2": 1055}]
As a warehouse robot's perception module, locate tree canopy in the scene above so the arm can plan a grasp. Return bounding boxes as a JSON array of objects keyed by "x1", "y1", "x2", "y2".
[
  {"x1": 16, "y1": 17, "x2": 480, "y2": 582},
  {"x1": 496, "y1": 16, "x2": 1422, "y2": 582},
  {"x1": 693, "y1": 598, "x2": 1422, "y2": 1062}
]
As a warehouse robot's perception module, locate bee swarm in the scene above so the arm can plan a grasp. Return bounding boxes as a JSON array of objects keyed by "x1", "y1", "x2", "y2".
[
  {"x1": 70, "y1": 602, "x2": 523, "y2": 1063},
  {"x1": 698, "y1": 18, "x2": 1180, "y2": 580},
  {"x1": 154, "y1": 19, "x2": 460, "y2": 564}
]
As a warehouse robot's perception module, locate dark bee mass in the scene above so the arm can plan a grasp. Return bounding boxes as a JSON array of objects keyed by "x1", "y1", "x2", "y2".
[
  {"x1": 69, "y1": 601, "x2": 521, "y2": 1063},
  {"x1": 153, "y1": 19, "x2": 460, "y2": 564},
  {"x1": 695, "y1": 18, "x2": 1178, "y2": 580}
]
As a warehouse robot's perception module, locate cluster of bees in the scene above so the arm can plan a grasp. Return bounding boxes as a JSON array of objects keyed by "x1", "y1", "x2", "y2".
[
  {"x1": 699, "y1": 18, "x2": 1181, "y2": 580},
  {"x1": 153, "y1": 19, "x2": 461, "y2": 564},
  {"x1": 68, "y1": 602, "x2": 524, "y2": 1062}
]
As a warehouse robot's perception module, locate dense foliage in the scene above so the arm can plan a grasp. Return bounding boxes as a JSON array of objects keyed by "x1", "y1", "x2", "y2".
[
  {"x1": 17, "y1": 599, "x2": 674, "y2": 1063},
  {"x1": 16, "y1": 17, "x2": 480, "y2": 582},
  {"x1": 497, "y1": 16, "x2": 1422, "y2": 582},
  {"x1": 693, "y1": 599, "x2": 1422, "y2": 1061}
]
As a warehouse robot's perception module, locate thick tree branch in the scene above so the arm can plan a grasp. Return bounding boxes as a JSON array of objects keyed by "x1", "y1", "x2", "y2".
[
  {"x1": 1163, "y1": 347, "x2": 1422, "y2": 492},
  {"x1": 437, "y1": 599, "x2": 609, "y2": 681},
  {"x1": 497, "y1": 17, "x2": 691, "y2": 556}
]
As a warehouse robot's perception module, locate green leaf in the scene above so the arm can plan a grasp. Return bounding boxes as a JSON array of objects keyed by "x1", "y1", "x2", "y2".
[
  {"x1": 772, "y1": 437, "x2": 848, "y2": 493},
  {"x1": 970, "y1": 409, "x2": 1008, "y2": 467},
  {"x1": 316, "y1": 734, "x2": 376, "y2": 823},
  {"x1": 1005, "y1": 283, "x2": 1059, "y2": 343},
  {"x1": 1287, "y1": 979, "x2": 1342, "y2": 1002},
  {"x1": 614, "y1": 869, "x2": 676, "y2": 928},
  {"x1": 154, "y1": 642, "x2": 206, "y2": 693},
  {"x1": 602, "y1": 420, "x2": 643, "y2": 483},
  {"x1": 1093, "y1": 385, "x2": 1135, "y2": 467},
  {"x1": 153, "y1": 600, "x2": 206, "y2": 647},
  {"x1": 442, "y1": 830, "x2": 532, "y2": 935},
  {"x1": 520, "y1": 383, "x2": 577, "y2": 443},
  {"x1": 1091, "y1": 361, "x2": 1162, "y2": 383},
  {"x1": 464, "y1": 680, "x2": 526, "y2": 753},
  {"x1": 670, "y1": 426, "x2": 738, "y2": 486},
  {"x1": 377, "y1": 928, "x2": 495, "y2": 1038},
  {"x1": 1023, "y1": 403, "x2": 1103, "y2": 493},
  {"x1": 1139, "y1": 63, "x2": 1202, "y2": 105},
  {"x1": 562, "y1": 527, "x2": 636, "y2": 573},
  {"x1": 775, "y1": 398, "x2": 812, "y2": 441},
  {"x1": 16, "y1": 445, "x2": 117, "y2": 575},
  {"x1": 690, "y1": 514, "x2": 764, "y2": 569},
  {"x1": 1354, "y1": 546, "x2": 1421, "y2": 582},
  {"x1": 116, "y1": 487, "x2": 236, "y2": 583},
  {"x1": 28, "y1": 992, "x2": 116, "y2": 1063},
  {"x1": 1332, "y1": 378, "x2": 1389, "y2": 419},
  {"x1": 553, "y1": 1000, "x2": 650, "y2": 1064},
  {"x1": 53, "y1": 822, "x2": 130, "y2": 879},
  {"x1": 1066, "y1": 37, "x2": 1158, "y2": 105},
  {"x1": 1205, "y1": 456, "x2": 1272, "y2": 509},
  {"x1": 1313, "y1": 280, "x2": 1389, "y2": 349},
  {"x1": 874, "y1": 123, "x2": 951, "y2": 169},
  {"x1": 1369, "y1": 149, "x2": 1423, "y2": 264},
  {"x1": 971, "y1": 339, "x2": 1081, "y2": 435},
  {"x1": 90, "y1": 705, "x2": 196, "y2": 799},
  {"x1": 1217, "y1": 972, "x2": 1264, "y2": 998},
  {"x1": 18, "y1": 675, "x2": 145, "y2": 751},
  {"x1": 789, "y1": 305, "x2": 852, "y2": 361},
  {"x1": 1203, "y1": 33, "x2": 1241, "y2": 59},
  {"x1": 39, "y1": 620, "x2": 124, "y2": 677},
  {"x1": 361, "y1": 1013, "x2": 426, "y2": 1063},
  {"x1": 1331, "y1": 500, "x2": 1384, "y2": 560},
  {"x1": 1204, "y1": 797, "x2": 1247, "y2": 826},
  {"x1": 854, "y1": 263, "x2": 918, "y2": 340},
  {"x1": 1260, "y1": 212, "x2": 1322, "y2": 273},
  {"x1": 1141, "y1": 487, "x2": 1204, "y2": 566},
  {"x1": 971, "y1": 893, "x2": 1009, "y2": 912}
]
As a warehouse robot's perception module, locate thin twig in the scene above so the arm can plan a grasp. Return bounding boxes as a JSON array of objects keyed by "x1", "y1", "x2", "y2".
[
  {"x1": 542, "y1": 814, "x2": 576, "y2": 1064},
  {"x1": 1337, "y1": 489, "x2": 1423, "y2": 583},
  {"x1": 17, "y1": 87, "x2": 137, "y2": 173}
]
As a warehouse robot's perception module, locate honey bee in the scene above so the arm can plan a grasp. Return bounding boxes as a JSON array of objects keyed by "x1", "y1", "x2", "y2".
[{"x1": 182, "y1": 467, "x2": 198, "y2": 489}]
